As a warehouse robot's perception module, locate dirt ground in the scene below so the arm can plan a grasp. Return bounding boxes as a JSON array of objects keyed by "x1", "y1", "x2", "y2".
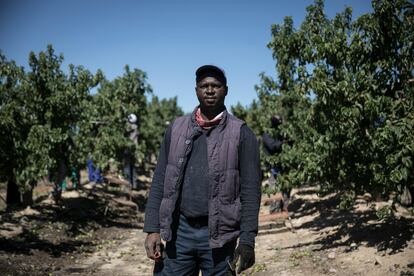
[{"x1": 1, "y1": 178, "x2": 413, "y2": 276}]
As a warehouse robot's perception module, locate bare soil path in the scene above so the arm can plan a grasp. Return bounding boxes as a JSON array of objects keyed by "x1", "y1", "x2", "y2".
[{"x1": 1, "y1": 180, "x2": 413, "y2": 276}]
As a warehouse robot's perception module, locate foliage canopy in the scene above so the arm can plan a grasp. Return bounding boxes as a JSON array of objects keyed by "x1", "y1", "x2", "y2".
[{"x1": 233, "y1": 0, "x2": 414, "y2": 199}]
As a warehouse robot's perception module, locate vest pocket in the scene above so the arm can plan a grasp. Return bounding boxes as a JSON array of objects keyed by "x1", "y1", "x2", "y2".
[
  {"x1": 219, "y1": 169, "x2": 239, "y2": 203},
  {"x1": 219, "y1": 198, "x2": 241, "y2": 232}
]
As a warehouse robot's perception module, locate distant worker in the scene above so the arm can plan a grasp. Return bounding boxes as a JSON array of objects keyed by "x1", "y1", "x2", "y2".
[
  {"x1": 87, "y1": 159, "x2": 103, "y2": 184},
  {"x1": 262, "y1": 115, "x2": 291, "y2": 213},
  {"x1": 124, "y1": 113, "x2": 139, "y2": 189}
]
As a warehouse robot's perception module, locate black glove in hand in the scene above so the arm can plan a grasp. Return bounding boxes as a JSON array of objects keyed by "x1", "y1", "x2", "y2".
[{"x1": 233, "y1": 244, "x2": 255, "y2": 274}]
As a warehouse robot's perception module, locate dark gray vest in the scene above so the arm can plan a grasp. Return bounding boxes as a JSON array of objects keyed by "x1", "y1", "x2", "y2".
[{"x1": 159, "y1": 110, "x2": 244, "y2": 248}]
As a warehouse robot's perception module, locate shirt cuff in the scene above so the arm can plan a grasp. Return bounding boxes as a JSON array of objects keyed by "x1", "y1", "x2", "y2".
[
  {"x1": 143, "y1": 226, "x2": 160, "y2": 233},
  {"x1": 239, "y1": 231, "x2": 256, "y2": 248}
]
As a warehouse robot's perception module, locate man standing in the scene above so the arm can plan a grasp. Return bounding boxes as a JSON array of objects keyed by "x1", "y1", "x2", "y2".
[
  {"x1": 124, "y1": 113, "x2": 139, "y2": 189},
  {"x1": 144, "y1": 65, "x2": 261, "y2": 275},
  {"x1": 262, "y1": 115, "x2": 290, "y2": 213}
]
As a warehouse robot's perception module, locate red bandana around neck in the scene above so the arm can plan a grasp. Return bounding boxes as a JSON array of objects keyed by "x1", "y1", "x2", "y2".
[{"x1": 195, "y1": 108, "x2": 223, "y2": 129}]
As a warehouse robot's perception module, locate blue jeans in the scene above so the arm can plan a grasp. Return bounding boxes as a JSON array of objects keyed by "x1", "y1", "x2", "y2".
[{"x1": 154, "y1": 214, "x2": 236, "y2": 276}]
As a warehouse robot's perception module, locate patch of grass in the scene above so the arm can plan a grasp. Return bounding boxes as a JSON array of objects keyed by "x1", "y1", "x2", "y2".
[
  {"x1": 376, "y1": 205, "x2": 394, "y2": 220},
  {"x1": 250, "y1": 263, "x2": 267, "y2": 273},
  {"x1": 239, "y1": 263, "x2": 267, "y2": 275},
  {"x1": 339, "y1": 191, "x2": 355, "y2": 210},
  {"x1": 289, "y1": 249, "x2": 313, "y2": 267}
]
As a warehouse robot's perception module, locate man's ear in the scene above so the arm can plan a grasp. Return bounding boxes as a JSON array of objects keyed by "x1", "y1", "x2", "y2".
[{"x1": 225, "y1": 86, "x2": 228, "y2": 96}]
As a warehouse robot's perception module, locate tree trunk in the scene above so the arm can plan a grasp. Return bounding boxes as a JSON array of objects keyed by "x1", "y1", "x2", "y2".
[
  {"x1": 6, "y1": 178, "x2": 21, "y2": 207},
  {"x1": 22, "y1": 183, "x2": 34, "y2": 206},
  {"x1": 52, "y1": 159, "x2": 67, "y2": 201}
]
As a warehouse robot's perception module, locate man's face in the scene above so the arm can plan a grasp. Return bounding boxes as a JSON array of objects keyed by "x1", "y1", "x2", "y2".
[{"x1": 195, "y1": 76, "x2": 228, "y2": 110}]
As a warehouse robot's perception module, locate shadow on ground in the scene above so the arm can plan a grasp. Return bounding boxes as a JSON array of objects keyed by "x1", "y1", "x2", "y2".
[
  {"x1": 286, "y1": 189, "x2": 414, "y2": 254},
  {"x1": 0, "y1": 229, "x2": 93, "y2": 256},
  {"x1": 0, "y1": 182, "x2": 146, "y2": 257}
]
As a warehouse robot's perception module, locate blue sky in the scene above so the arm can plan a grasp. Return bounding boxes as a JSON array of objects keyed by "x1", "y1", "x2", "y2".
[{"x1": 1, "y1": 0, "x2": 373, "y2": 113}]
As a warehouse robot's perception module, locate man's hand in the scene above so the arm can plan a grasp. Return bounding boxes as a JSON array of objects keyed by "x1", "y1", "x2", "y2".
[
  {"x1": 144, "y1": 232, "x2": 163, "y2": 262},
  {"x1": 232, "y1": 244, "x2": 255, "y2": 274}
]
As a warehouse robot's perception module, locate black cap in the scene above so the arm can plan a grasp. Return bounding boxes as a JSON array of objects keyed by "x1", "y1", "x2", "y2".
[{"x1": 195, "y1": 65, "x2": 227, "y2": 85}]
